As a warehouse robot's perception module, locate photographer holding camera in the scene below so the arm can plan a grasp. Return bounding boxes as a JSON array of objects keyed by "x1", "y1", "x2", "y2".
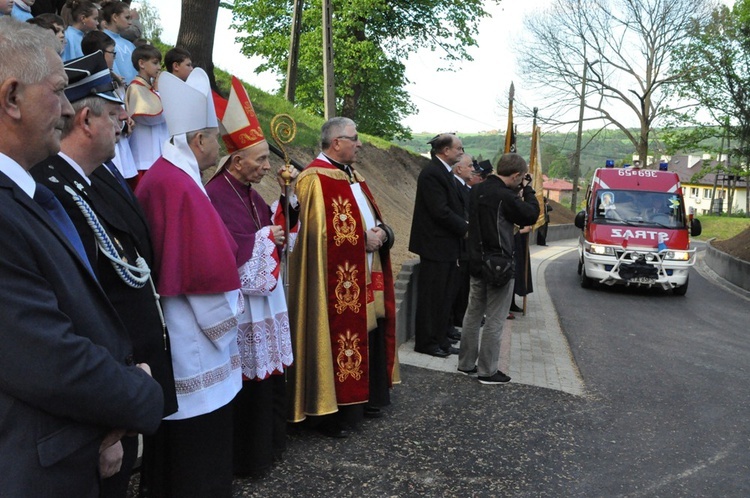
[{"x1": 457, "y1": 153, "x2": 540, "y2": 384}]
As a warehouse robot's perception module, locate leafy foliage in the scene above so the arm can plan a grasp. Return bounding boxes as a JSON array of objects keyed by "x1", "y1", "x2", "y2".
[
  {"x1": 668, "y1": 1, "x2": 750, "y2": 215},
  {"x1": 133, "y1": 0, "x2": 162, "y2": 42},
  {"x1": 518, "y1": 0, "x2": 715, "y2": 162},
  {"x1": 230, "y1": 0, "x2": 495, "y2": 140}
]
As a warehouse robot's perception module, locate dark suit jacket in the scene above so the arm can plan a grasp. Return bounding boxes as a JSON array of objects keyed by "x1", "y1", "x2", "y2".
[
  {"x1": 455, "y1": 177, "x2": 471, "y2": 262},
  {"x1": 0, "y1": 170, "x2": 163, "y2": 497},
  {"x1": 32, "y1": 156, "x2": 178, "y2": 417},
  {"x1": 408, "y1": 157, "x2": 468, "y2": 262},
  {"x1": 467, "y1": 176, "x2": 540, "y2": 276}
]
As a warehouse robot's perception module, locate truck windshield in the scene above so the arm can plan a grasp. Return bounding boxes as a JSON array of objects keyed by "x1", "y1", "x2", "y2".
[{"x1": 593, "y1": 190, "x2": 685, "y2": 228}]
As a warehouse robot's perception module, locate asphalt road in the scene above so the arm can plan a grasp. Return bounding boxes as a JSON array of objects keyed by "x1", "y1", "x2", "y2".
[
  {"x1": 127, "y1": 247, "x2": 750, "y2": 497},
  {"x1": 546, "y1": 249, "x2": 750, "y2": 496}
]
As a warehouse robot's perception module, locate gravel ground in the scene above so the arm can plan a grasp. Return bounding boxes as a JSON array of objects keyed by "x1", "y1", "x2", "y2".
[{"x1": 130, "y1": 364, "x2": 588, "y2": 497}]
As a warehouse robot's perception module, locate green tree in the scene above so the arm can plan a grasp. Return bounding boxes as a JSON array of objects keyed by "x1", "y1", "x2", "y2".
[
  {"x1": 231, "y1": 0, "x2": 495, "y2": 140},
  {"x1": 518, "y1": 0, "x2": 714, "y2": 164},
  {"x1": 133, "y1": 0, "x2": 162, "y2": 42},
  {"x1": 542, "y1": 143, "x2": 570, "y2": 179},
  {"x1": 668, "y1": 2, "x2": 750, "y2": 215}
]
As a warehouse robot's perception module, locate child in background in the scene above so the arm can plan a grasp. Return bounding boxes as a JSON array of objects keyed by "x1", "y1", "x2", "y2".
[
  {"x1": 100, "y1": 0, "x2": 136, "y2": 84},
  {"x1": 0, "y1": 0, "x2": 14, "y2": 17},
  {"x1": 61, "y1": 0, "x2": 98, "y2": 61},
  {"x1": 164, "y1": 47, "x2": 194, "y2": 81},
  {"x1": 126, "y1": 44, "x2": 169, "y2": 179},
  {"x1": 11, "y1": 0, "x2": 34, "y2": 21},
  {"x1": 26, "y1": 14, "x2": 65, "y2": 55}
]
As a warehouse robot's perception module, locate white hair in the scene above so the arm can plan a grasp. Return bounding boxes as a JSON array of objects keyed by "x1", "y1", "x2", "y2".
[{"x1": 0, "y1": 18, "x2": 59, "y2": 86}]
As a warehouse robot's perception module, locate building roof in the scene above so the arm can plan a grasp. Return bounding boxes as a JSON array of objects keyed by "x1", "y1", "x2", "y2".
[
  {"x1": 656, "y1": 155, "x2": 745, "y2": 186},
  {"x1": 543, "y1": 178, "x2": 574, "y2": 191}
]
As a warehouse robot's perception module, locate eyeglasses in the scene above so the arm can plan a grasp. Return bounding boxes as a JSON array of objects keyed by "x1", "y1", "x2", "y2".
[
  {"x1": 105, "y1": 50, "x2": 117, "y2": 56},
  {"x1": 336, "y1": 135, "x2": 359, "y2": 142}
]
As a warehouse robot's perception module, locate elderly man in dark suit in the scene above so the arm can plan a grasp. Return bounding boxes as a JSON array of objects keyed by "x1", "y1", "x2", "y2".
[
  {"x1": 409, "y1": 133, "x2": 468, "y2": 357},
  {"x1": 0, "y1": 20, "x2": 163, "y2": 497},
  {"x1": 32, "y1": 51, "x2": 178, "y2": 497}
]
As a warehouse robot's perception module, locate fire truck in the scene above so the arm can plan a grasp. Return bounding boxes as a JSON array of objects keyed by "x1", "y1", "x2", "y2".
[{"x1": 574, "y1": 164, "x2": 702, "y2": 295}]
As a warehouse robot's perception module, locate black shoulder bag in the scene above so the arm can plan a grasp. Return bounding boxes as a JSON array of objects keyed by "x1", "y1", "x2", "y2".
[{"x1": 479, "y1": 201, "x2": 514, "y2": 287}]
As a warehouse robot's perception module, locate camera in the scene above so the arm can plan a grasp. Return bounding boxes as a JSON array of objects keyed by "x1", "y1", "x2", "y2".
[{"x1": 524, "y1": 173, "x2": 532, "y2": 183}]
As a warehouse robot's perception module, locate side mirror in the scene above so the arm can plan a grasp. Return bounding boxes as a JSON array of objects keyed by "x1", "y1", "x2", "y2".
[
  {"x1": 690, "y1": 218, "x2": 702, "y2": 237},
  {"x1": 574, "y1": 210, "x2": 586, "y2": 229}
]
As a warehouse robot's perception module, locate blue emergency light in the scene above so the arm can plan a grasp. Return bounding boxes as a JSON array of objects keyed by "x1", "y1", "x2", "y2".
[
  {"x1": 659, "y1": 161, "x2": 668, "y2": 171},
  {"x1": 605, "y1": 159, "x2": 615, "y2": 168}
]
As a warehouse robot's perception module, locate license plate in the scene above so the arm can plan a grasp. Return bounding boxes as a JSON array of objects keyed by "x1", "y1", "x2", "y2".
[{"x1": 629, "y1": 277, "x2": 655, "y2": 284}]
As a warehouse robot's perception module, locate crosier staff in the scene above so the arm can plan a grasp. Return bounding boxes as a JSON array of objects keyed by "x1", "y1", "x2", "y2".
[{"x1": 270, "y1": 114, "x2": 298, "y2": 293}]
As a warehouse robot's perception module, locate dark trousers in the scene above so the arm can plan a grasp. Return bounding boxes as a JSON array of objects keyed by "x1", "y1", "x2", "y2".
[
  {"x1": 368, "y1": 320, "x2": 391, "y2": 408},
  {"x1": 537, "y1": 223, "x2": 549, "y2": 245},
  {"x1": 414, "y1": 258, "x2": 459, "y2": 352},
  {"x1": 138, "y1": 403, "x2": 233, "y2": 498},
  {"x1": 232, "y1": 375, "x2": 287, "y2": 477},
  {"x1": 451, "y1": 259, "x2": 470, "y2": 328}
]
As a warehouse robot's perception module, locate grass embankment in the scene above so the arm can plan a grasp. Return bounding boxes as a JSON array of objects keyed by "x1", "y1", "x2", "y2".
[
  {"x1": 212, "y1": 71, "x2": 394, "y2": 152},
  {"x1": 693, "y1": 215, "x2": 750, "y2": 241},
  {"x1": 151, "y1": 39, "x2": 392, "y2": 152}
]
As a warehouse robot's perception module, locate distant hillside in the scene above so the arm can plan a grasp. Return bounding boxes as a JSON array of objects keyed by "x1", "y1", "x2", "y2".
[{"x1": 397, "y1": 130, "x2": 723, "y2": 182}]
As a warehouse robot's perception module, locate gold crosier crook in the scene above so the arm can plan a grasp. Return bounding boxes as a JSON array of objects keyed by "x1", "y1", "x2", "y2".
[{"x1": 270, "y1": 114, "x2": 297, "y2": 292}]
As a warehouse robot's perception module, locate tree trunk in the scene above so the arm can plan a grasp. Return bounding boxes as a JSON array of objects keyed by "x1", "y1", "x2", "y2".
[
  {"x1": 177, "y1": 0, "x2": 220, "y2": 91},
  {"x1": 638, "y1": 131, "x2": 649, "y2": 167},
  {"x1": 340, "y1": 85, "x2": 363, "y2": 120},
  {"x1": 339, "y1": 21, "x2": 366, "y2": 121}
]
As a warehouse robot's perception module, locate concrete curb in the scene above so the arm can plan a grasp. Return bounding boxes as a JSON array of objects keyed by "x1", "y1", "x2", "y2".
[{"x1": 704, "y1": 238, "x2": 750, "y2": 292}]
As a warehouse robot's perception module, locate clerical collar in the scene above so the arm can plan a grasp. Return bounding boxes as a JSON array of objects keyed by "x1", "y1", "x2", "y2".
[{"x1": 323, "y1": 153, "x2": 353, "y2": 178}]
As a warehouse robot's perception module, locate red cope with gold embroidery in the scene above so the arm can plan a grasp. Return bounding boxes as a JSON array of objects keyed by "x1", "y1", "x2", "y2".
[{"x1": 319, "y1": 174, "x2": 371, "y2": 404}]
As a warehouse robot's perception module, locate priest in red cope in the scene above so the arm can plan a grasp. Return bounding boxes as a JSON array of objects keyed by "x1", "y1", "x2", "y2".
[
  {"x1": 206, "y1": 76, "x2": 298, "y2": 478},
  {"x1": 287, "y1": 117, "x2": 399, "y2": 437}
]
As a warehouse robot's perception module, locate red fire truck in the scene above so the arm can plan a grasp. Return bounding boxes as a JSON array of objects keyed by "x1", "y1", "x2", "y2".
[{"x1": 574, "y1": 165, "x2": 702, "y2": 295}]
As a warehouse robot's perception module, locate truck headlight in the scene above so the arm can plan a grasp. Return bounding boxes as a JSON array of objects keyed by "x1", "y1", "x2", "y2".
[
  {"x1": 589, "y1": 244, "x2": 615, "y2": 256},
  {"x1": 664, "y1": 251, "x2": 690, "y2": 261}
]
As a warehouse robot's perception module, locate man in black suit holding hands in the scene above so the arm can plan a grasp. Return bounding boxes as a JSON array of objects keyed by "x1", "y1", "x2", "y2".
[
  {"x1": 0, "y1": 20, "x2": 163, "y2": 497},
  {"x1": 32, "y1": 51, "x2": 178, "y2": 496},
  {"x1": 409, "y1": 133, "x2": 468, "y2": 357}
]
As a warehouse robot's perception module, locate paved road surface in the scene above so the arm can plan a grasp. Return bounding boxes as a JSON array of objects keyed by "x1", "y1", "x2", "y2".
[
  {"x1": 547, "y1": 246, "x2": 750, "y2": 496},
  {"x1": 126, "y1": 240, "x2": 750, "y2": 497}
]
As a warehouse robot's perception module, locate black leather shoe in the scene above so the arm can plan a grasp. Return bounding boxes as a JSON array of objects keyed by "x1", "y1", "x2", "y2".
[
  {"x1": 364, "y1": 406, "x2": 383, "y2": 419},
  {"x1": 316, "y1": 421, "x2": 350, "y2": 438},
  {"x1": 447, "y1": 328, "x2": 462, "y2": 341},
  {"x1": 442, "y1": 346, "x2": 459, "y2": 355},
  {"x1": 447, "y1": 337, "x2": 458, "y2": 345},
  {"x1": 418, "y1": 347, "x2": 450, "y2": 358}
]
